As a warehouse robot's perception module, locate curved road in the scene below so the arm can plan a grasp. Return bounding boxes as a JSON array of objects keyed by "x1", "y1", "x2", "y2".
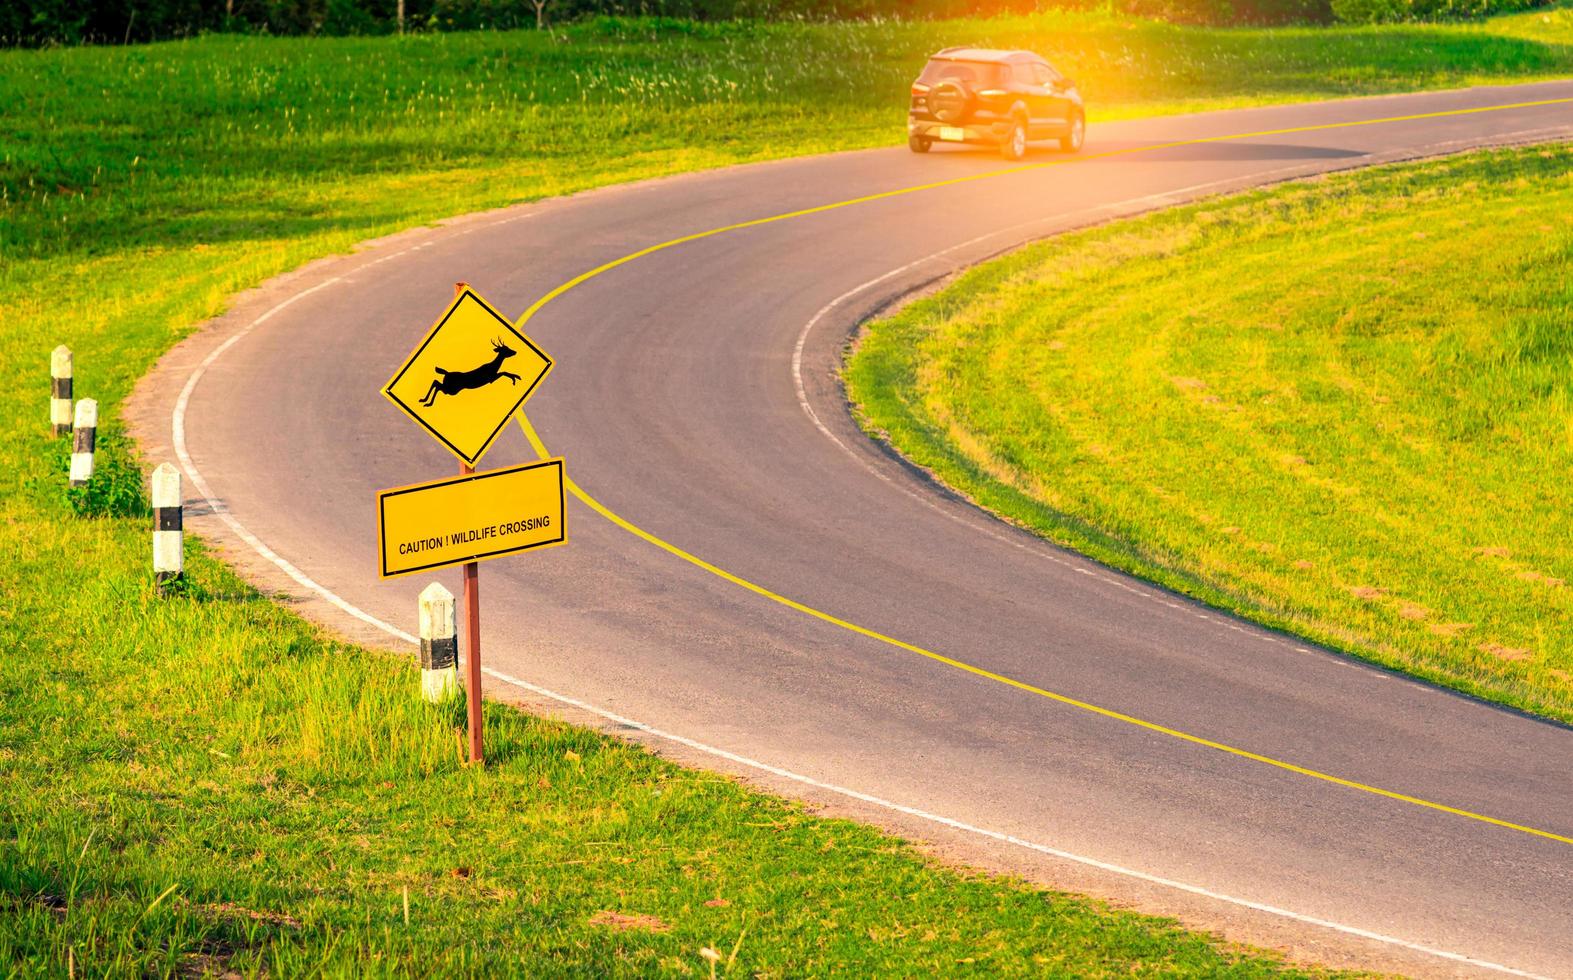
[{"x1": 134, "y1": 83, "x2": 1573, "y2": 977}]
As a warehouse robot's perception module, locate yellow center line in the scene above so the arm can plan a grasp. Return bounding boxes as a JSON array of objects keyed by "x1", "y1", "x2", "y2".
[{"x1": 513, "y1": 95, "x2": 1573, "y2": 848}]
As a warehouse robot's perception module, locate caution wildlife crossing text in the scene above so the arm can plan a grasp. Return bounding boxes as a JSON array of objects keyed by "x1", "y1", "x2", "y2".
[{"x1": 400, "y1": 515, "x2": 553, "y2": 555}]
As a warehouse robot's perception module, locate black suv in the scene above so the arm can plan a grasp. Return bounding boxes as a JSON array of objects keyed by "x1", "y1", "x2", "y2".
[{"x1": 908, "y1": 48, "x2": 1085, "y2": 159}]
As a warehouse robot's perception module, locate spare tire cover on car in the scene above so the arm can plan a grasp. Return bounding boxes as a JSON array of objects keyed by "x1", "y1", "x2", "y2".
[{"x1": 929, "y1": 80, "x2": 973, "y2": 124}]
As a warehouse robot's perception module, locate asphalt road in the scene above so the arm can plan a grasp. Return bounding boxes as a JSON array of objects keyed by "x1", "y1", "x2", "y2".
[{"x1": 137, "y1": 82, "x2": 1573, "y2": 977}]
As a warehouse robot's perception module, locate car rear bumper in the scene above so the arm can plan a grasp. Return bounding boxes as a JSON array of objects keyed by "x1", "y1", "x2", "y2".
[{"x1": 908, "y1": 117, "x2": 1013, "y2": 145}]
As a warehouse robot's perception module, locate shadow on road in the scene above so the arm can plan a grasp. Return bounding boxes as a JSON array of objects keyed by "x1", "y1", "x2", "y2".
[
  {"x1": 919, "y1": 140, "x2": 1369, "y2": 164},
  {"x1": 1095, "y1": 140, "x2": 1369, "y2": 162}
]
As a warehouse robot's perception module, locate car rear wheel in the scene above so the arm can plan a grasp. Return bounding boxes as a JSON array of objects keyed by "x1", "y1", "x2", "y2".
[
  {"x1": 1060, "y1": 111, "x2": 1085, "y2": 153},
  {"x1": 1000, "y1": 119, "x2": 1027, "y2": 161},
  {"x1": 908, "y1": 134, "x2": 932, "y2": 153}
]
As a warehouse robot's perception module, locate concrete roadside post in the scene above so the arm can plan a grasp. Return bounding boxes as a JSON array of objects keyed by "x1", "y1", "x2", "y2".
[
  {"x1": 152, "y1": 463, "x2": 183, "y2": 592},
  {"x1": 51, "y1": 346, "x2": 73, "y2": 436},
  {"x1": 69, "y1": 399, "x2": 97, "y2": 488},
  {"x1": 418, "y1": 582, "x2": 459, "y2": 702}
]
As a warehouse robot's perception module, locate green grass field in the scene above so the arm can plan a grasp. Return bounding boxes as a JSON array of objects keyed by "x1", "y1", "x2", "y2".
[
  {"x1": 4, "y1": 9, "x2": 1572, "y2": 973},
  {"x1": 846, "y1": 143, "x2": 1573, "y2": 725}
]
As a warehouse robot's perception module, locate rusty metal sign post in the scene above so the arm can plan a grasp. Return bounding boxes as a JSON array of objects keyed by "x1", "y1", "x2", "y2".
[{"x1": 460, "y1": 458, "x2": 482, "y2": 765}]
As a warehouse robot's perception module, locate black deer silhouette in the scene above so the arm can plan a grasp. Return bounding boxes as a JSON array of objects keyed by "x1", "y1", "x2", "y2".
[{"x1": 420, "y1": 337, "x2": 523, "y2": 407}]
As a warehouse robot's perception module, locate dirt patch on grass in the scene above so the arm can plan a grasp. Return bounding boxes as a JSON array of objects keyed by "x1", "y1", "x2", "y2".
[
  {"x1": 590, "y1": 910, "x2": 671, "y2": 932},
  {"x1": 198, "y1": 900, "x2": 301, "y2": 930},
  {"x1": 1479, "y1": 642, "x2": 1532, "y2": 662},
  {"x1": 17, "y1": 893, "x2": 70, "y2": 919}
]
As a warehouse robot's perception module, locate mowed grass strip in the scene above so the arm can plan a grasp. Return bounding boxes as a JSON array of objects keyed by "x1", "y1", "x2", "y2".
[
  {"x1": 846, "y1": 143, "x2": 1573, "y2": 724},
  {"x1": 4, "y1": 12, "x2": 1572, "y2": 974}
]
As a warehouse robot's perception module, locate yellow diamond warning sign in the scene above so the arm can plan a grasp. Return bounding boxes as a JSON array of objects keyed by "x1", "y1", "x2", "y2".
[
  {"x1": 377, "y1": 459, "x2": 567, "y2": 578},
  {"x1": 383, "y1": 287, "x2": 553, "y2": 466}
]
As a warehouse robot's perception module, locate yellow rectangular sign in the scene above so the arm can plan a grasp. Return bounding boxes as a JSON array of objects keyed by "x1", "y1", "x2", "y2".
[{"x1": 377, "y1": 459, "x2": 566, "y2": 578}]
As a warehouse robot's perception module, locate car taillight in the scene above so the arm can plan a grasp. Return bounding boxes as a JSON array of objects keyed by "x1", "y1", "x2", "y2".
[{"x1": 910, "y1": 83, "x2": 930, "y2": 95}]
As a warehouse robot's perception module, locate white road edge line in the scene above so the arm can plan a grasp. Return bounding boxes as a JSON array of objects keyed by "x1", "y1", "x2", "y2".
[
  {"x1": 791, "y1": 168, "x2": 1340, "y2": 656},
  {"x1": 169, "y1": 159, "x2": 1555, "y2": 980}
]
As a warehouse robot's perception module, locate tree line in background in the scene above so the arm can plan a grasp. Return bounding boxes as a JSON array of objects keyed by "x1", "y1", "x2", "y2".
[{"x1": 2, "y1": 0, "x2": 1554, "y2": 46}]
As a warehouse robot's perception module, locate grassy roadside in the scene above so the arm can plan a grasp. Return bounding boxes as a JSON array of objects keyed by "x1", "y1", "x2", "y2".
[
  {"x1": 845, "y1": 143, "x2": 1573, "y2": 725},
  {"x1": 3, "y1": 527, "x2": 1327, "y2": 975},
  {"x1": 3, "y1": 11, "x2": 1571, "y2": 973}
]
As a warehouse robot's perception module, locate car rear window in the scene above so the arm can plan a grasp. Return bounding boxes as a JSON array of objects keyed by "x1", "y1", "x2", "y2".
[{"x1": 918, "y1": 60, "x2": 1007, "y2": 88}]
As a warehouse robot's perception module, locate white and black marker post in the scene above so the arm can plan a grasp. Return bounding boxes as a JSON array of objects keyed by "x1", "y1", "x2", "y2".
[
  {"x1": 51, "y1": 345, "x2": 73, "y2": 436},
  {"x1": 152, "y1": 463, "x2": 183, "y2": 591},
  {"x1": 418, "y1": 582, "x2": 459, "y2": 702},
  {"x1": 69, "y1": 399, "x2": 97, "y2": 488}
]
